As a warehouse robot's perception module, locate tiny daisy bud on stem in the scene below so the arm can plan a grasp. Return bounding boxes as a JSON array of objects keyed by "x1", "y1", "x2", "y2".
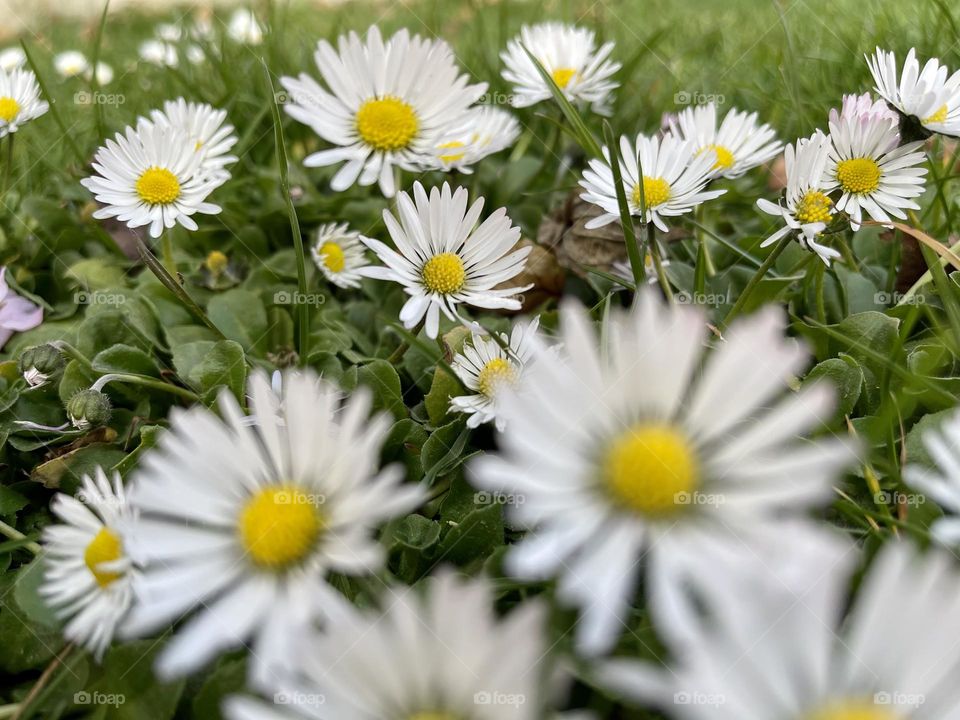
[
  {"x1": 18, "y1": 344, "x2": 65, "y2": 388},
  {"x1": 66, "y1": 389, "x2": 112, "y2": 431}
]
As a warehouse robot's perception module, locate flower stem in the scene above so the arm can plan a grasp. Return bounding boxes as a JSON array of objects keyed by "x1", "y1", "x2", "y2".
[
  {"x1": 648, "y1": 224, "x2": 673, "y2": 303},
  {"x1": 0, "y1": 519, "x2": 40, "y2": 555},
  {"x1": 161, "y1": 231, "x2": 176, "y2": 277},
  {"x1": 721, "y1": 235, "x2": 791, "y2": 330},
  {"x1": 91, "y1": 373, "x2": 199, "y2": 402}
]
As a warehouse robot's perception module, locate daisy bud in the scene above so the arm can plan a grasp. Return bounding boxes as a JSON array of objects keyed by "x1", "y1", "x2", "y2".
[
  {"x1": 204, "y1": 250, "x2": 229, "y2": 276},
  {"x1": 67, "y1": 389, "x2": 112, "y2": 431},
  {"x1": 17, "y1": 344, "x2": 65, "y2": 388}
]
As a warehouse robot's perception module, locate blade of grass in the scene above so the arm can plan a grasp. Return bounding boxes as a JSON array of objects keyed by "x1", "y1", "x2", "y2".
[
  {"x1": 601, "y1": 121, "x2": 644, "y2": 287},
  {"x1": 20, "y1": 41, "x2": 85, "y2": 167},
  {"x1": 90, "y1": 0, "x2": 110, "y2": 141}
]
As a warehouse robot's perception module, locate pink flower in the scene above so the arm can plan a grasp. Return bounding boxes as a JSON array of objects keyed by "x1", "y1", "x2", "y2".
[{"x1": 0, "y1": 267, "x2": 42, "y2": 349}]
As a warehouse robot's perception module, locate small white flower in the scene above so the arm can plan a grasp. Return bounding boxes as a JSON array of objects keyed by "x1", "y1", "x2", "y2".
[
  {"x1": 905, "y1": 410, "x2": 960, "y2": 546},
  {"x1": 185, "y1": 44, "x2": 206, "y2": 65},
  {"x1": 501, "y1": 22, "x2": 620, "y2": 114},
  {"x1": 155, "y1": 22, "x2": 183, "y2": 43},
  {"x1": 0, "y1": 67, "x2": 48, "y2": 137},
  {"x1": 0, "y1": 47, "x2": 25, "y2": 72},
  {"x1": 429, "y1": 106, "x2": 521, "y2": 173},
  {"x1": 867, "y1": 46, "x2": 960, "y2": 137},
  {"x1": 310, "y1": 222, "x2": 370, "y2": 289},
  {"x1": 579, "y1": 132, "x2": 725, "y2": 232},
  {"x1": 149, "y1": 97, "x2": 238, "y2": 183},
  {"x1": 450, "y1": 317, "x2": 539, "y2": 430},
  {"x1": 360, "y1": 182, "x2": 531, "y2": 339},
  {"x1": 85, "y1": 61, "x2": 114, "y2": 86},
  {"x1": 139, "y1": 40, "x2": 178, "y2": 68},
  {"x1": 40, "y1": 469, "x2": 136, "y2": 660},
  {"x1": 54, "y1": 50, "x2": 89, "y2": 78},
  {"x1": 227, "y1": 8, "x2": 263, "y2": 45}
]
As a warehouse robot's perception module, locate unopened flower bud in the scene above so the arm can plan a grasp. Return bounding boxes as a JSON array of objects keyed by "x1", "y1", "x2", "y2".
[
  {"x1": 17, "y1": 344, "x2": 65, "y2": 388},
  {"x1": 66, "y1": 389, "x2": 112, "y2": 431}
]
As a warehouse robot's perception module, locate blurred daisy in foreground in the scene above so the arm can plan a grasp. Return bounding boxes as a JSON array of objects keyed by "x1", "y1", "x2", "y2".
[
  {"x1": 310, "y1": 222, "x2": 370, "y2": 289},
  {"x1": 225, "y1": 571, "x2": 552, "y2": 720},
  {"x1": 471, "y1": 291, "x2": 856, "y2": 654},
  {"x1": 122, "y1": 370, "x2": 425, "y2": 679},
  {"x1": 824, "y1": 113, "x2": 927, "y2": 230},
  {"x1": 40, "y1": 469, "x2": 136, "y2": 660},
  {"x1": 756, "y1": 130, "x2": 841, "y2": 265},
  {"x1": 501, "y1": 22, "x2": 620, "y2": 114},
  {"x1": 139, "y1": 40, "x2": 178, "y2": 67},
  {"x1": 430, "y1": 106, "x2": 521, "y2": 173},
  {"x1": 80, "y1": 120, "x2": 225, "y2": 238},
  {"x1": 0, "y1": 68, "x2": 48, "y2": 137},
  {"x1": 280, "y1": 26, "x2": 486, "y2": 197},
  {"x1": 669, "y1": 101, "x2": 782, "y2": 179},
  {"x1": 227, "y1": 8, "x2": 264, "y2": 45},
  {"x1": 867, "y1": 47, "x2": 960, "y2": 138},
  {"x1": 149, "y1": 98, "x2": 238, "y2": 183},
  {"x1": 905, "y1": 410, "x2": 960, "y2": 546},
  {"x1": 0, "y1": 47, "x2": 25, "y2": 72},
  {"x1": 580, "y1": 132, "x2": 725, "y2": 232},
  {"x1": 450, "y1": 317, "x2": 539, "y2": 430},
  {"x1": 360, "y1": 182, "x2": 531, "y2": 338},
  {"x1": 601, "y1": 541, "x2": 960, "y2": 720},
  {"x1": 53, "y1": 51, "x2": 89, "y2": 78}
]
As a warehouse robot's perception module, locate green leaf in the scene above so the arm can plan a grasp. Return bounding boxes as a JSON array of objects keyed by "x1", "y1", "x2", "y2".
[
  {"x1": 92, "y1": 344, "x2": 161, "y2": 377},
  {"x1": 357, "y1": 359, "x2": 406, "y2": 419},
  {"x1": 13, "y1": 557, "x2": 60, "y2": 630},
  {"x1": 804, "y1": 356, "x2": 864, "y2": 418},
  {"x1": 0, "y1": 566, "x2": 61, "y2": 673},
  {"x1": 191, "y1": 657, "x2": 247, "y2": 720},
  {"x1": 190, "y1": 340, "x2": 247, "y2": 404},
  {"x1": 31, "y1": 444, "x2": 127, "y2": 491},
  {"x1": 206, "y1": 289, "x2": 268, "y2": 352},
  {"x1": 387, "y1": 514, "x2": 442, "y2": 551},
  {"x1": 424, "y1": 367, "x2": 460, "y2": 426},
  {"x1": 421, "y1": 418, "x2": 474, "y2": 483},
  {"x1": 85, "y1": 640, "x2": 186, "y2": 720},
  {"x1": 437, "y1": 502, "x2": 504, "y2": 567}
]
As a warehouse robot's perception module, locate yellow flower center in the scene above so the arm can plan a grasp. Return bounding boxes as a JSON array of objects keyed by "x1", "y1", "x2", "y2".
[
  {"x1": 205, "y1": 250, "x2": 229, "y2": 274},
  {"x1": 632, "y1": 177, "x2": 672, "y2": 209},
  {"x1": 795, "y1": 190, "x2": 834, "y2": 224},
  {"x1": 699, "y1": 143, "x2": 735, "y2": 170},
  {"x1": 318, "y1": 241, "x2": 346, "y2": 273},
  {"x1": 806, "y1": 700, "x2": 901, "y2": 720},
  {"x1": 84, "y1": 527, "x2": 124, "y2": 588},
  {"x1": 922, "y1": 104, "x2": 948, "y2": 125},
  {"x1": 836, "y1": 157, "x2": 881, "y2": 195},
  {"x1": 355, "y1": 96, "x2": 419, "y2": 152},
  {"x1": 601, "y1": 424, "x2": 699, "y2": 517},
  {"x1": 551, "y1": 67, "x2": 577, "y2": 89},
  {"x1": 135, "y1": 166, "x2": 182, "y2": 205},
  {"x1": 239, "y1": 484, "x2": 324, "y2": 570},
  {"x1": 437, "y1": 140, "x2": 466, "y2": 163},
  {"x1": 477, "y1": 357, "x2": 517, "y2": 397},
  {"x1": 0, "y1": 96, "x2": 20, "y2": 123},
  {"x1": 421, "y1": 252, "x2": 466, "y2": 294}
]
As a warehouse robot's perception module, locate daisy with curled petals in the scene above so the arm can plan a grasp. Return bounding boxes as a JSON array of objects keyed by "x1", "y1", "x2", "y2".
[
  {"x1": 756, "y1": 130, "x2": 841, "y2": 266},
  {"x1": 824, "y1": 113, "x2": 927, "y2": 231},
  {"x1": 470, "y1": 290, "x2": 857, "y2": 654},
  {"x1": 905, "y1": 410, "x2": 960, "y2": 546},
  {"x1": 828, "y1": 92, "x2": 899, "y2": 130},
  {"x1": 224, "y1": 571, "x2": 552, "y2": 720},
  {"x1": 310, "y1": 222, "x2": 370, "y2": 289},
  {"x1": 0, "y1": 68, "x2": 48, "y2": 137},
  {"x1": 430, "y1": 106, "x2": 521, "y2": 174},
  {"x1": 501, "y1": 22, "x2": 620, "y2": 114},
  {"x1": 450, "y1": 316, "x2": 539, "y2": 431},
  {"x1": 669, "y1": 101, "x2": 782, "y2": 179},
  {"x1": 121, "y1": 370, "x2": 425, "y2": 679},
  {"x1": 867, "y1": 47, "x2": 960, "y2": 138},
  {"x1": 600, "y1": 541, "x2": 960, "y2": 720},
  {"x1": 40, "y1": 468, "x2": 136, "y2": 660},
  {"x1": 280, "y1": 26, "x2": 487, "y2": 198},
  {"x1": 360, "y1": 182, "x2": 531, "y2": 339},
  {"x1": 149, "y1": 98, "x2": 238, "y2": 183},
  {"x1": 579, "y1": 132, "x2": 725, "y2": 232},
  {"x1": 80, "y1": 120, "x2": 224, "y2": 238}
]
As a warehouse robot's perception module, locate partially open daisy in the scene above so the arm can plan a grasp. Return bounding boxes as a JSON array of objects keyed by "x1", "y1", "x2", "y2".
[
  {"x1": 867, "y1": 47, "x2": 960, "y2": 138},
  {"x1": 824, "y1": 113, "x2": 927, "y2": 230},
  {"x1": 471, "y1": 290, "x2": 856, "y2": 654},
  {"x1": 580, "y1": 132, "x2": 725, "y2": 232},
  {"x1": 224, "y1": 571, "x2": 552, "y2": 720},
  {"x1": 310, "y1": 222, "x2": 370, "y2": 289},
  {"x1": 756, "y1": 130, "x2": 841, "y2": 265},
  {"x1": 669, "y1": 101, "x2": 782, "y2": 179},
  {"x1": 430, "y1": 106, "x2": 521, "y2": 173},
  {"x1": 450, "y1": 316, "x2": 539, "y2": 431},
  {"x1": 280, "y1": 26, "x2": 486, "y2": 198},
  {"x1": 0, "y1": 68, "x2": 48, "y2": 137},
  {"x1": 121, "y1": 370, "x2": 425, "y2": 679},
  {"x1": 905, "y1": 409, "x2": 960, "y2": 546},
  {"x1": 40, "y1": 468, "x2": 136, "y2": 660},
  {"x1": 80, "y1": 119, "x2": 225, "y2": 238},
  {"x1": 149, "y1": 98, "x2": 238, "y2": 183},
  {"x1": 828, "y1": 92, "x2": 899, "y2": 131},
  {"x1": 501, "y1": 22, "x2": 620, "y2": 114},
  {"x1": 360, "y1": 182, "x2": 531, "y2": 339}
]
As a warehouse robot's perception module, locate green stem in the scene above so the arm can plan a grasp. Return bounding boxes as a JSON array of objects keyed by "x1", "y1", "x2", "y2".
[
  {"x1": 695, "y1": 204, "x2": 716, "y2": 277},
  {"x1": 93, "y1": 373, "x2": 199, "y2": 402},
  {"x1": 0, "y1": 519, "x2": 40, "y2": 555},
  {"x1": 2, "y1": 133, "x2": 13, "y2": 198},
  {"x1": 648, "y1": 224, "x2": 673, "y2": 303},
  {"x1": 721, "y1": 235, "x2": 791, "y2": 330},
  {"x1": 387, "y1": 319, "x2": 425, "y2": 366},
  {"x1": 161, "y1": 231, "x2": 176, "y2": 277}
]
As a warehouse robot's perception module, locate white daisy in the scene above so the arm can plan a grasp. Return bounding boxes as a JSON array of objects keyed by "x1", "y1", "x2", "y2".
[
  {"x1": 430, "y1": 106, "x2": 521, "y2": 173},
  {"x1": 121, "y1": 370, "x2": 425, "y2": 679},
  {"x1": 86, "y1": 61, "x2": 114, "y2": 86},
  {"x1": 149, "y1": 98, "x2": 238, "y2": 183},
  {"x1": 0, "y1": 47, "x2": 25, "y2": 72},
  {"x1": 280, "y1": 26, "x2": 487, "y2": 198},
  {"x1": 669, "y1": 101, "x2": 782, "y2": 179},
  {"x1": 80, "y1": 119, "x2": 225, "y2": 238},
  {"x1": 360, "y1": 182, "x2": 531, "y2": 339},
  {"x1": 905, "y1": 409, "x2": 960, "y2": 546},
  {"x1": 155, "y1": 22, "x2": 183, "y2": 43},
  {"x1": 824, "y1": 113, "x2": 927, "y2": 231},
  {"x1": 600, "y1": 541, "x2": 960, "y2": 720},
  {"x1": 756, "y1": 130, "x2": 842, "y2": 265},
  {"x1": 53, "y1": 50, "x2": 89, "y2": 78},
  {"x1": 579, "y1": 132, "x2": 726, "y2": 232},
  {"x1": 310, "y1": 222, "x2": 370, "y2": 289},
  {"x1": 0, "y1": 67, "x2": 48, "y2": 137},
  {"x1": 224, "y1": 571, "x2": 551, "y2": 720},
  {"x1": 227, "y1": 8, "x2": 264, "y2": 45},
  {"x1": 867, "y1": 47, "x2": 960, "y2": 137},
  {"x1": 828, "y1": 91, "x2": 899, "y2": 130},
  {"x1": 139, "y1": 40, "x2": 178, "y2": 68},
  {"x1": 501, "y1": 22, "x2": 620, "y2": 114},
  {"x1": 470, "y1": 290, "x2": 857, "y2": 654},
  {"x1": 450, "y1": 316, "x2": 539, "y2": 431},
  {"x1": 40, "y1": 468, "x2": 136, "y2": 660}
]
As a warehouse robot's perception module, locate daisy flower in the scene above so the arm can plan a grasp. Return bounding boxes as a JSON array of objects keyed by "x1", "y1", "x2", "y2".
[
  {"x1": 0, "y1": 67, "x2": 49, "y2": 137},
  {"x1": 139, "y1": 40, "x2": 178, "y2": 67},
  {"x1": 824, "y1": 113, "x2": 927, "y2": 230},
  {"x1": 280, "y1": 26, "x2": 487, "y2": 197},
  {"x1": 756, "y1": 130, "x2": 842, "y2": 265},
  {"x1": 470, "y1": 290, "x2": 857, "y2": 654},
  {"x1": 86, "y1": 62, "x2": 114, "y2": 86},
  {"x1": 600, "y1": 541, "x2": 960, "y2": 720},
  {"x1": 579, "y1": 132, "x2": 725, "y2": 232},
  {"x1": 360, "y1": 182, "x2": 531, "y2": 339},
  {"x1": 149, "y1": 98, "x2": 238, "y2": 183},
  {"x1": 53, "y1": 50, "x2": 89, "y2": 78},
  {"x1": 40, "y1": 468, "x2": 136, "y2": 660},
  {"x1": 450, "y1": 316, "x2": 539, "y2": 431},
  {"x1": 0, "y1": 47, "x2": 25, "y2": 72},
  {"x1": 80, "y1": 119, "x2": 225, "y2": 238},
  {"x1": 227, "y1": 8, "x2": 264, "y2": 45},
  {"x1": 224, "y1": 571, "x2": 552, "y2": 720},
  {"x1": 867, "y1": 47, "x2": 960, "y2": 137},
  {"x1": 828, "y1": 91, "x2": 899, "y2": 129},
  {"x1": 669, "y1": 101, "x2": 782, "y2": 179},
  {"x1": 310, "y1": 222, "x2": 370, "y2": 289},
  {"x1": 501, "y1": 22, "x2": 620, "y2": 114},
  {"x1": 430, "y1": 106, "x2": 521, "y2": 173},
  {"x1": 121, "y1": 370, "x2": 425, "y2": 679},
  {"x1": 904, "y1": 409, "x2": 960, "y2": 546}
]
